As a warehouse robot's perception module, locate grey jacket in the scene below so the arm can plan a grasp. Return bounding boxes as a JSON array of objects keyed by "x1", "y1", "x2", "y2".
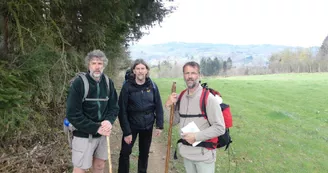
[{"x1": 173, "y1": 84, "x2": 225, "y2": 163}]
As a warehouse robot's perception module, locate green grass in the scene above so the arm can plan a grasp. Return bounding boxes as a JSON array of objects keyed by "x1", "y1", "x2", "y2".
[{"x1": 154, "y1": 73, "x2": 328, "y2": 173}]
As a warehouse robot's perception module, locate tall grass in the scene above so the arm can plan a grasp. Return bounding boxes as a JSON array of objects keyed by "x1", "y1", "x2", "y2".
[{"x1": 154, "y1": 73, "x2": 328, "y2": 173}]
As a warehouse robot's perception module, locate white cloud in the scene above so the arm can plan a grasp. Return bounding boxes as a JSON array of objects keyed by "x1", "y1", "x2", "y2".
[{"x1": 136, "y1": 0, "x2": 328, "y2": 47}]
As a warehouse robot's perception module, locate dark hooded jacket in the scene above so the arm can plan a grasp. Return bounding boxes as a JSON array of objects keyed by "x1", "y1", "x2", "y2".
[{"x1": 118, "y1": 77, "x2": 164, "y2": 137}]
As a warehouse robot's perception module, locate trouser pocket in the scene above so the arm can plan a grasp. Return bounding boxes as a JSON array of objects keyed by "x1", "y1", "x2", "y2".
[{"x1": 72, "y1": 137, "x2": 89, "y2": 168}]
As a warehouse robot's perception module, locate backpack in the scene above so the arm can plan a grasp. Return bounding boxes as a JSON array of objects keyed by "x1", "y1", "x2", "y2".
[
  {"x1": 125, "y1": 69, "x2": 133, "y2": 81},
  {"x1": 71, "y1": 72, "x2": 110, "y2": 101},
  {"x1": 176, "y1": 83, "x2": 233, "y2": 151},
  {"x1": 122, "y1": 69, "x2": 134, "y2": 85},
  {"x1": 63, "y1": 72, "x2": 110, "y2": 147}
]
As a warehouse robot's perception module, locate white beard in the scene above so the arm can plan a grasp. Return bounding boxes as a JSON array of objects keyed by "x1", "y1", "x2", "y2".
[
  {"x1": 92, "y1": 72, "x2": 101, "y2": 78},
  {"x1": 90, "y1": 70, "x2": 102, "y2": 79}
]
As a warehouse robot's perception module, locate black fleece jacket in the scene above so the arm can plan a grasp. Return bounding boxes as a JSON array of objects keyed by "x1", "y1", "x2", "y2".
[
  {"x1": 118, "y1": 77, "x2": 164, "y2": 137},
  {"x1": 66, "y1": 73, "x2": 119, "y2": 138}
]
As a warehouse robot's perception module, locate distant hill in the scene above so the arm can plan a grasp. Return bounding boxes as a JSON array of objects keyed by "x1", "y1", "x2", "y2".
[{"x1": 129, "y1": 42, "x2": 319, "y2": 67}]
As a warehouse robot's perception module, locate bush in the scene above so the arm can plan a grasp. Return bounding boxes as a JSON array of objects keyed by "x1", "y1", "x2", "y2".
[{"x1": 0, "y1": 61, "x2": 33, "y2": 145}]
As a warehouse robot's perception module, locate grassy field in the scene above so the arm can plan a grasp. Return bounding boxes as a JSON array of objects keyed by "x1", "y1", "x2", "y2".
[{"x1": 154, "y1": 73, "x2": 328, "y2": 173}]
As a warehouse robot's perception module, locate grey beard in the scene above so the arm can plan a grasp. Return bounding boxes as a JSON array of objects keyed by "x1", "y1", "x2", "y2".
[
  {"x1": 92, "y1": 73, "x2": 101, "y2": 78},
  {"x1": 186, "y1": 79, "x2": 199, "y2": 89},
  {"x1": 90, "y1": 71, "x2": 102, "y2": 81}
]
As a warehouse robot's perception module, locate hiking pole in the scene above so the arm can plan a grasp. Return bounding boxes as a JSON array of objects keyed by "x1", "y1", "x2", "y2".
[
  {"x1": 106, "y1": 136, "x2": 112, "y2": 173},
  {"x1": 165, "y1": 82, "x2": 176, "y2": 173}
]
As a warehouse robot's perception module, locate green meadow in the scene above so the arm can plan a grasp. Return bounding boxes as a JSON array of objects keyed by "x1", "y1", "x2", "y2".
[{"x1": 154, "y1": 73, "x2": 328, "y2": 173}]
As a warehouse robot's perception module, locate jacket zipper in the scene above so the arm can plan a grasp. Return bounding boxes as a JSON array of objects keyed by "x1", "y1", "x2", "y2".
[
  {"x1": 141, "y1": 90, "x2": 147, "y2": 129},
  {"x1": 97, "y1": 82, "x2": 101, "y2": 120}
]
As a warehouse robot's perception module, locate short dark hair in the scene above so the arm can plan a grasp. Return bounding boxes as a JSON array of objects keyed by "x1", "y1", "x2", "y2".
[{"x1": 183, "y1": 61, "x2": 200, "y2": 73}]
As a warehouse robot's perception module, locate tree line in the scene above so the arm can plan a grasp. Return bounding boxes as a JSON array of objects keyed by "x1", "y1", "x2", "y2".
[
  {"x1": 266, "y1": 36, "x2": 328, "y2": 73},
  {"x1": 200, "y1": 57, "x2": 232, "y2": 76},
  {"x1": 268, "y1": 48, "x2": 327, "y2": 73}
]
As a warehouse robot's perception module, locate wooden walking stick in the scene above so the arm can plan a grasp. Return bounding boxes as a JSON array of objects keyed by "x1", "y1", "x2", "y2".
[
  {"x1": 106, "y1": 136, "x2": 112, "y2": 173},
  {"x1": 165, "y1": 82, "x2": 176, "y2": 173}
]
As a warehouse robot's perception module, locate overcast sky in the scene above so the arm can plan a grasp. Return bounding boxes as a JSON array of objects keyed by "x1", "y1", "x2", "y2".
[{"x1": 135, "y1": 0, "x2": 328, "y2": 47}]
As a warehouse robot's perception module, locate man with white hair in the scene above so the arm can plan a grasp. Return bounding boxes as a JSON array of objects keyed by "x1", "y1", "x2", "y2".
[{"x1": 66, "y1": 50, "x2": 119, "y2": 173}]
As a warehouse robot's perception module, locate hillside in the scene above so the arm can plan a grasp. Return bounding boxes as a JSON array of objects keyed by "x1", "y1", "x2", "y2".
[{"x1": 129, "y1": 42, "x2": 319, "y2": 66}]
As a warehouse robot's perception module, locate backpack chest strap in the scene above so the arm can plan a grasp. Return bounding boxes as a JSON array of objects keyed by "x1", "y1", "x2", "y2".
[
  {"x1": 179, "y1": 114, "x2": 204, "y2": 118},
  {"x1": 79, "y1": 73, "x2": 110, "y2": 102},
  {"x1": 84, "y1": 97, "x2": 109, "y2": 102}
]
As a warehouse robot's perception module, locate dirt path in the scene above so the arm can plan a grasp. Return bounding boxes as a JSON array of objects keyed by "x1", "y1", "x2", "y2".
[
  {"x1": 104, "y1": 120, "x2": 177, "y2": 173},
  {"x1": 148, "y1": 135, "x2": 169, "y2": 173}
]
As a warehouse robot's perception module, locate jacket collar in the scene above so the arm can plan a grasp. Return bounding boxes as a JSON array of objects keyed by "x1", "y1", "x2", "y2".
[
  {"x1": 86, "y1": 72, "x2": 104, "y2": 83},
  {"x1": 130, "y1": 77, "x2": 151, "y2": 87}
]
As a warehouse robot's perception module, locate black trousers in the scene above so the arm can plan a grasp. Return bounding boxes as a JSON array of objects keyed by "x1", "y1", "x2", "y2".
[{"x1": 118, "y1": 128, "x2": 153, "y2": 173}]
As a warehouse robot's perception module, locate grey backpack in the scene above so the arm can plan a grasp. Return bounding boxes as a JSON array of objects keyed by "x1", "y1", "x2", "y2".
[{"x1": 71, "y1": 72, "x2": 110, "y2": 102}]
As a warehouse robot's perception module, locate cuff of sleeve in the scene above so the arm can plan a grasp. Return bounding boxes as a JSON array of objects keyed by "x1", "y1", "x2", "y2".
[
  {"x1": 156, "y1": 126, "x2": 164, "y2": 130},
  {"x1": 93, "y1": 123, "x2": 101, "y2": 135},
  {"x1": 123, "y1": 132, "x2": 132, "y2": 137},
  {"x1": 195, "y1": 132, "x2": 203, "y2": 142},
  {"x1": 123, "y1": 133, "x2": 131, "y2": 137}
]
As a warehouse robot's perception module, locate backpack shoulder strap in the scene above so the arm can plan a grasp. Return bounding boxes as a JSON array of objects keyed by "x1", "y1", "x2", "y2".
[
  {"x1": 178, "y1": 89, "x2": 187, "y2": 102},
  {"x1": 77, "y1": 72, "x2": 88, "y2": 102},
  {"x1": 176, "y1": 89, "x2": 187, "y2": 111},
  {"x1": 200, "y1": 84, "x2": 212, "y2": 125},
  {"x1": 151, "y1": 80, "x2": 156, "y2": 91},
  {"x1": 104, "y1": 74, "x2": 110, "y2": 95},
  {"x1": 200, "y1": 88, "x2": 209, "y2": 116},
  {"x1": 150, "y1": 79, "x2": 157, "y2": 103}
]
